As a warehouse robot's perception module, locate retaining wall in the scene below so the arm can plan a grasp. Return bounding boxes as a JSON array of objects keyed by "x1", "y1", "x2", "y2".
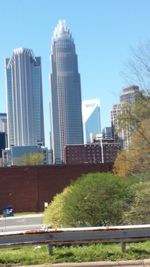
[{"x1": 0, "y1": 164, "x2": 112, "y2": 212}]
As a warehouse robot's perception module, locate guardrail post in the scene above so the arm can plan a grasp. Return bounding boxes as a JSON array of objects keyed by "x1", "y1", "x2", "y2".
[
  {"x1": 47, "y1": 244, "x2": 53, "y2": 255},
  {"x1": 121, "y1": 241, "x2": 126, "y2": 253}
]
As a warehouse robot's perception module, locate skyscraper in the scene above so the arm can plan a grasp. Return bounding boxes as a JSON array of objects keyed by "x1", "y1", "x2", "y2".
[
  {"x1": 120, "y1": 85, "x2": 139, "y2": 104},
  {"x1": 111, "y1": 104, "x2": 122, "y2": 139},
  {"x1": 111, "y1": 85, "x2": 140, "y2": 148},
  {"x1": 50, "y1": 20, "x2": 83, "y2": 164},
  {"x1": 82, "y1": 99, "x2": 101, "y2": 144},
  {"x1": 5, "y1": 48, "x2": 45, "y2": 148}
]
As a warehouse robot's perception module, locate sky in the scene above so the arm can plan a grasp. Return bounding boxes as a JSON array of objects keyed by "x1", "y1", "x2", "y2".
[{"x1": 0, "y1": 0, "x2": 150, "y2": 147}]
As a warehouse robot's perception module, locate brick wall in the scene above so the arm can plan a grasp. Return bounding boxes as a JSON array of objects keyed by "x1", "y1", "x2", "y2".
[{"x1": 0, "y1": 163, "x2": 112, "y2": 212}]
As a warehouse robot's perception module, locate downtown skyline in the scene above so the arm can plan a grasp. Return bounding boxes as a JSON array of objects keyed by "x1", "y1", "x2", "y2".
[{"x1": 0, "y1": 0, "x2": 150, "y2": 148}]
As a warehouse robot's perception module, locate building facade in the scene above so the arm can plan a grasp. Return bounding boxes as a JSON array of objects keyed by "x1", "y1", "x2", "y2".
[
  {"x1": 0, "y1": 113, "x2": 7, "y2": 163},
  {"x1": 64, "y1": 139, "x2": 121, "y2": 165},
  {"x1": 111, "y1": 104, "x2": 122, "y2": 140},
  {"x1": 82, "y1": 99, "x2": 101, "y2": 144},
  {"x1": 50, "y1": 20, "x2": 83, "y2": 164},
  {"x1": 0, "y1": 132, "x2": 6, "y2": 166},
  {"x1": 102, "y1": 127, "x2": 112, "y2": 139},
  {"x1": 2, "y1": 145, "x2": 48, "y2": 167},
  {"x1": 0, "y1": 113, "x2": 7, "y2": 133},
  {"x1": 120, "y1": 85, "x2": 139, "y2": 104},
  {"x1": 5, "y1": 48, "x2": 45, "y2": 148},
  {"x1": 111, "y1": 85, "x2": 140, "y2": 148}
]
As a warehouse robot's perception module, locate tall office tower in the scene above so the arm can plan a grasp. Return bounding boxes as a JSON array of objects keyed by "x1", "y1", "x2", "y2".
[
  {"x1": 111, "y1": 104, "x2": 122, "y2": 140},
  {"x1": 82, "y1": 99, "x2": 101, "y2": 144},
  {"x1": 50, "y1": 20, "x2": 83, "y2": 164},
  {"x1": 111, "y1": 85, "x2": 140, "y2": 148},
  {"x1": 5, "y1": 48, "x2": 45, "y2": 148},
  {"x1": 120, "y1": 85, "x2": 139, "y2": 104}
]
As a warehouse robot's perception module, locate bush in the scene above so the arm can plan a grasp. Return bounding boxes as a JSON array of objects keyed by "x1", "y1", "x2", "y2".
[
  {"x1": 44, "y1": 172, "x2": 137, "y2": 227},
  {"x1": 123, "y1": 181, "x2": 150, "y2": 224}
]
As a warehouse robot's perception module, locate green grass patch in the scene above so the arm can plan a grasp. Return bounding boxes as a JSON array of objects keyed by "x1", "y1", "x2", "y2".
[{"x1": 0, "y1": 242, "x2": 150, "y2": 265}]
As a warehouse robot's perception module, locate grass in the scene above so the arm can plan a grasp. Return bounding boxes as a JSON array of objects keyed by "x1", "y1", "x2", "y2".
[{"x1": 0, "y1": 242, "x2": 150, "y2": 265}]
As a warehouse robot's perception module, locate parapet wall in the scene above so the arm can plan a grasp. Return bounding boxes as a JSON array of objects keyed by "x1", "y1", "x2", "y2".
[{"x1": 0, "y1": 163, "x2": 112, "y2": 212}]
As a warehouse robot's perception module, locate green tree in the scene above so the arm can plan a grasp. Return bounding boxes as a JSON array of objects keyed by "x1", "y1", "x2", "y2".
[
  {"x1": 123, "y1": 181, "x2": 150, "y2": 224},
  {"x1": 113, "y1": 150, "x2": 130, "y2": 177},
  {"x1": 19, "y1": 152, "x2": 44, "y2": 166},
  {"x1": 114, "y1": 42, "x2": 150, "y2": 176},
  {"x1": 44, "y1": 172, "x2": 136, "y2": 227}
]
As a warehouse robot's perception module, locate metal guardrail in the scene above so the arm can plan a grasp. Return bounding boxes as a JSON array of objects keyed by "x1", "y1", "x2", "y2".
[{"x1": 0, "y1": 224, "x2": 150, "y2": 254}]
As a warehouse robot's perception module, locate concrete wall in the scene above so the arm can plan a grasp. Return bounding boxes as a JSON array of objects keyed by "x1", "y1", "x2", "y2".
[{"x1": 0, "y1": 164, "x2": 112, "y2": 212}]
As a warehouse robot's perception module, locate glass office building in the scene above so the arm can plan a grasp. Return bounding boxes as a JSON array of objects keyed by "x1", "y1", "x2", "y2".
[
  {"x1": 5, "y1": 48, "x2": 45, "y2": 147},
  {"x1": 82, "y1": 99, "x2": 101, "y2": 144},
  {"x1": 50, "y1": 20, "x2": 83, "y2": 163}
]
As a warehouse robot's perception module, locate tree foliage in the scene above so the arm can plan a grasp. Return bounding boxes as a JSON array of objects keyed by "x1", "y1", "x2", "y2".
[
  {"x1": 114, "y1": 119, "x2": 150, "y2": 176},
  {"x1": 19, "y1": 152, "x2": 44, "y2": 166},
  {"x1": 124, "y1": 40, "x2": 150, "y2": 90},
  {"x1": 123, "y1": 181, "x2": 150, "y2": 224},
  {"x1": 118, "y1": 90, "x2": 150, "y2": 140},
  {"x1": 115, "y1": 48, "x2": 150, "y2": 176},
  {"x1": 44, "y1": 172, "x2": 136, "y2": 228}
]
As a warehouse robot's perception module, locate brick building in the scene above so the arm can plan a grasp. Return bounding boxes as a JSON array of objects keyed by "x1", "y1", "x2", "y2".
[{"x1": 64, "y1": 139, "x2": 121, "y2": 164}]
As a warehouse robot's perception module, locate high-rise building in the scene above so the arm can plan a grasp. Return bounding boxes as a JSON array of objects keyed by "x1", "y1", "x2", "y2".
[
  {"x1": 111, "y1": 85, "x2": 140, "y2": 148},
  {"x1": 50, "y1": 20, "x2": 83, "y2": 164},
  {"x1": 82, "y1": 99, "x2": 101, "y2": 144},
  {"x1": 111, "y1": 104, "x2": 122, "y2": 139},
  {"x1": 120, "y1": 85, "x2": 139, "y2": 104},
  {"x1": 5, "y1": 48, "x2": 45, "y2": 148}
]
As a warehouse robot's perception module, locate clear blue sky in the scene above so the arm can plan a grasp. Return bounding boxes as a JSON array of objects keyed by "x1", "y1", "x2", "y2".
[{"x1": 0, "y1": 0, "x2": 150, "y2": 147}]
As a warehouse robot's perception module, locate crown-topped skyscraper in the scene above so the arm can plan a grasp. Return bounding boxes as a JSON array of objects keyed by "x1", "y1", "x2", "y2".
[{"x1": 50, "y1": 20, "x2": 83, "y2": 164}]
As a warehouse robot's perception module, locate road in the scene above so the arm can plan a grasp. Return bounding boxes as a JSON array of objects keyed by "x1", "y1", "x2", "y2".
[{"x1": 0, "y1": 213, "x2": 43, "y2": 232}]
